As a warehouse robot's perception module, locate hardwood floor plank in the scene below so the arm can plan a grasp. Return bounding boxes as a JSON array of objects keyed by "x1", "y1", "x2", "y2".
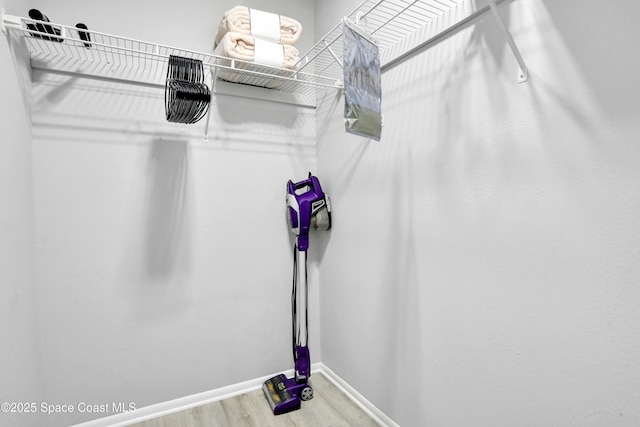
[
  {"x1": 237, "y1": 391, "x2": 286, "y2": 427},
  {"x1": 127, "y1": 373, "x2": 380, "y2": 427},
  {"x1": 310, "y1": 374, "x2": 380, "y2": 427}
]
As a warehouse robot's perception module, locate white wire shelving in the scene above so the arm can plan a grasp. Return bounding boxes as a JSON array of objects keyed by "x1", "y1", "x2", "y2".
[
  {"x1": 298, "y1": 0, "x2": 527, "y2": 83},
  {"x1": 297, "y1": 0, "x2": 464, "y2": 79},
  {"x1": 1, "y1": 0, "x2": 527, "y2": 110},
  {"x1": 0, "y1": 10, "x2": 342, "y2": 98}
]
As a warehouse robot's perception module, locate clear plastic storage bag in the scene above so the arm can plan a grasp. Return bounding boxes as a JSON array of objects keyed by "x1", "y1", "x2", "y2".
[{"x1": 342, "y1": 19, "x2": 382, "y2": 141}]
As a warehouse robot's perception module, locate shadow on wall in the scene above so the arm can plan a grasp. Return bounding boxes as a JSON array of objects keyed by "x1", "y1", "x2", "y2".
[
  {"x1": 378, "y1": 158, "x2": 425, "y2": 421},
  {"x1": 208, "y1": 91, "x2": 316, "y2": 158},
  {"x1": 378, "y1": 0, "x2": 524, "y2": 153},
  {"x1": 31, "y1": 69, "x2": 77, "y2": 109},
  {"x1": 342, "y1": 3, "x2": 527, "y2": 421},
  {"x1": 28, "y1": 67, "x2": 315, "y2": 157},
  {"x1": 5, "y1": 31, "x2": 34, "y2": 119},
  {"x1": 438, "y1": 0, "x2": 518, "y2": 121},
  {"x1": 144, "y1": 138, "x2": 191, "y2": 282},
  {"x1": 539, "y1": 0, "x2": 640, "y2": 120},
  {"x1": 215, "y1": 92, "x2": 298, "y2": 128},
  {"x1": 109, "y1": 138, "x2": 196, "y2": 322},
  {"x1": 474, "y1": 0, "x2": 517, "y2": 77}
]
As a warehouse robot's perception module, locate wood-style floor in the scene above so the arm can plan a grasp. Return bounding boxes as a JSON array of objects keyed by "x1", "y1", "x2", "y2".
[{"x1": 127, "y1": 373, "x2": 381, "y2": 427}]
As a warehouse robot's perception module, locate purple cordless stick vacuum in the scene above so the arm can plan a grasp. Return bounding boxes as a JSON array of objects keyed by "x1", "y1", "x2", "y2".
[{"x1": 262, "y1": 173, "x2": 331, "y2": 415}]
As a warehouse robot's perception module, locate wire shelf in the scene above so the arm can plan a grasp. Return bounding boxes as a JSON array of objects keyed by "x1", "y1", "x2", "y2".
[
  {"x1": 2, "y1": 12, "x2": 341, "y2": 97},
  {"x1": 295, "y1": 0, "x2": 466, "y2": 78},
  {"x1": 2, "y1": 0, "x2": 526, "y2": 108}
]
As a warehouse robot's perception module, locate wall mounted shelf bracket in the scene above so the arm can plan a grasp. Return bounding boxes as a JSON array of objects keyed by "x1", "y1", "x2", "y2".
[
  {"x1": 2, "y1": 9, "x2": 21, "y2": 35},
  {"x1": 487, "y1": 0, "x2": 528, "y2": 83}
]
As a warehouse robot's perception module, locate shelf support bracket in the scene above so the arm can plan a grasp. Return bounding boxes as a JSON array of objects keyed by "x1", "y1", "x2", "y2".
[
  {"x1": 487, "y1": 0, "x2": 528, "y2": 83},
  {"x1": 203, "y1": 65, "x2": 218, "y2": 142},
  {"x1": 2, "y1": 9, "x2": 23, "y2": 35},
  {"x1": 325, "y1": 39, "x2": 343, "y2": 71}
]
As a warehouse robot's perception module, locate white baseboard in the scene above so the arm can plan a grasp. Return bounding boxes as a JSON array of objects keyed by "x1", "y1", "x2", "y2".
[
  {"x1": 317, "y1": 363, "x2": 399, "y2": 427},
  {"x1": 72, "y1": 362, "x2": 397, "y2": 427}
]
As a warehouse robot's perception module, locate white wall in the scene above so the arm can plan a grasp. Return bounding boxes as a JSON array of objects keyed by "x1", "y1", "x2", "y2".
[
  {"x1": 8, "y1": 0, "x2": 640, "y2": 425},
  {"x1": 26, "y1": 1, "x2": 317, "y2": 425},
  {"x1": 316, "y1": 0, "x2": 640, "y2": 426},
  {"x1": 0, "y1": 0, "x2": 41, "y2": 426}
]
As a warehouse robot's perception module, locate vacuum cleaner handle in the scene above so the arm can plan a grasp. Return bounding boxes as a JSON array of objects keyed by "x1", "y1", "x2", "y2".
[{"x1": 288, "y1": 178, "x2": 311, "y2": 193}]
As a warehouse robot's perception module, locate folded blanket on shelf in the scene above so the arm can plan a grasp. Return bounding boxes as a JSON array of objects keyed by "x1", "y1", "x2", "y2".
[
  {"x1": 213, "y1": 32, "x2": 299, "y2": 89},
  {"x1": 215, "y1": 6, "x2": 302, "y2": 47},
  {"x1": 214, "y1": 31, "x2": 299, "y2": 69}
]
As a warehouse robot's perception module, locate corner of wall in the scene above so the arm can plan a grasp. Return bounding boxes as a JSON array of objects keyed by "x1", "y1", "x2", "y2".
[{"x1": 0, "y1": 2, "x2": 41, "y2": 426}]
